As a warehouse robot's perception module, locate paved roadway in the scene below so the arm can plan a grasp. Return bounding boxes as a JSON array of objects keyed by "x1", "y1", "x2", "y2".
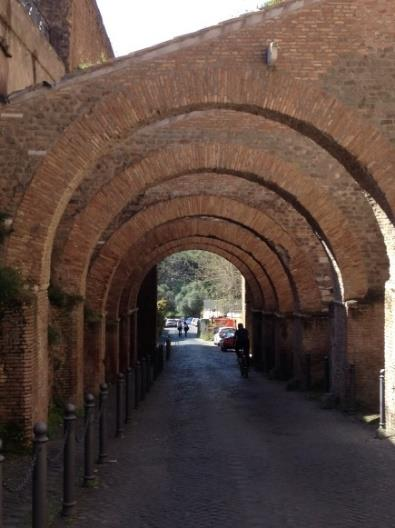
[{"x1": 49, "y1": 330, "x2": 395, "y2": 527}]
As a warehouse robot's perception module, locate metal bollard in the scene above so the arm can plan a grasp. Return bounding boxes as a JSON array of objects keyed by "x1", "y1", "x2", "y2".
[
  {"x1": 347, "y1": 364, "x2": 356, "y2": 412},
  {"x1": 98, "y1": 383, "x2": 108, "y2": 463},
  {"x1": 125, "y1": 368, "x2": 133, "y2": 424},
  {"x1": 62, "y1": 404, "x2": 76, "y2": 517},
  {"x1": 166, "y1": 337, "x2": 171, "y2": 361},
  {"x1": 0, "y1": 439, "x2": 4, "y2": 528},
  {"x1": 83, "y1": 394, "x2": 95, "y2": 486},
  {"x1": 324, "y1": 355, "x2": 330, "y2": 392},
  {"x1": 134, "y1": 363, "x2": 141, "y2": 409},
  {"x1": 116, "y1": 373, "x2": 125, "y2": 437},
  {"x1": 146, "y1": 355, "x2": 152, "y2": 392},
  {"x1": 32, "y1": 422, "x2": 48, "y2": 528},
  {"x1": 379, "y1": 369, "x2": 385, "y2": 429},
  {"x1": 141, "y1": 358, "x2": 146, "y2": 400},
  {"x1": 305, "y1": 354, "x2": 312, "y2": 391}
]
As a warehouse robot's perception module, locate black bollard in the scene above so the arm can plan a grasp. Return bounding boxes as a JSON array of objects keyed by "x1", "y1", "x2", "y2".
[
  {"x1": 83, "y1": 394, "x2": 95, "y2": 486},
  {"x1": 125, "y1": 368, "x2": 133, "y2": 424},
  {"x1": 146, "y1": 355, "x2": 152, "y2": 392},
  {"x1": 98, "y1": 383, "x2": 108, "y2": 463},
  {"x1": 305, "y1": 354, "x2": 312, "y2": 391},
  {"x1": 379, "y1": 369, "x2": 385, "y2": 429},
  {"x1": 166, "y1": 337, "x2": 171, "y2": 361},
  {"x1": 62, "y1": 404, "x2": 76, "y2": 517},
  {"x1": 141, "y1": 358, "x2": 146, "y2": 400},
  {"x1": 134, "y1": 363, "x2": 140, "y2": 409},
  {"x1": 347, "y1": 364, "x2": 356, "y2": 412},
  {"x1": 324, "y1": 355, "x2": 330, "y2": 392},
  {"x1": 32, "y1": 421, "x2": 48, "y2": 528},
  {"x1": 0, "y1": 439, "x2": 3, "y2": 528},
  {"x1": 116, "y1": 373, "x2": 125, "y2": 437}
]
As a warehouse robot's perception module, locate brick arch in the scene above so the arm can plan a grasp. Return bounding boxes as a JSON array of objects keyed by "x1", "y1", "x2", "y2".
[
  {"x1": 86, "y1": 196, "x2": 323, "y2": 314},
  {"x1": 101, "y1": 219, "x2": 287, "y2": 317},
  {"x1": 55, "y1": 143, "x2": 369, "y2": 302},
  {"x1": 7, "y1": 70, "x2": 394, "y2": 291},
  {"x1": 106, "y1": 219, "x2": 280, "y2": 317},
  {"x1": 107, "y1": 238, "x2": 265, "y2": 319}
]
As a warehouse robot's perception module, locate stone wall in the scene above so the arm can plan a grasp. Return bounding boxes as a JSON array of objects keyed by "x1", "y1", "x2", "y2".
[
  {"x1": 38, "y1": 0, "x2": 113, "y2": 71},
  {"x1": 0, "y1": 0, "x2": 65, "y2": 96}
]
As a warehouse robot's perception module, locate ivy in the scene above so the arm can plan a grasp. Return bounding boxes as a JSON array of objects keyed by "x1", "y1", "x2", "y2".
[
  {"x1": 0, "y1": 266, "x2": 30, "y2": 312},
  {"x1": 48, "y1": 324, "x2": 61, "y2": 346},
  {"x1": 84, "y1": 305, "x2": 102, "y2": 324},
  {"x1": 48, "y1": 283, "x2": 84, "y2": 311}
]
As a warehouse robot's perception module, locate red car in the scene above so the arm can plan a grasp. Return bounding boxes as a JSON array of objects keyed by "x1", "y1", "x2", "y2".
[{"x1": 219, "y1": 329, "x2": 236, "y2": 351}]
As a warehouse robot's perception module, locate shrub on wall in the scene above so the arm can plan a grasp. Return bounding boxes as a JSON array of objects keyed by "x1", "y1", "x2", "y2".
[
  {"x1": 48, "y1": 283, "x2": 84, "y2": 311},
  {"x1": 0, "y1": 266, "x2": 30, "y2": 313}
]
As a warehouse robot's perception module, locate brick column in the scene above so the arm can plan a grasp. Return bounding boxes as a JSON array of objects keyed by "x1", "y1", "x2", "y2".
[
  {"x1": 84, "y1": 315, "x2": 106, "y2": 394},
  {"x1": 0, "y1": 301, "x2": 36, "y2": 437},
  {"x1": 105, "y1": 318, "x2": 120, "y2": 383},
  {"x1": 251, "y1": 311, "x2": 263, "y2": 370},
  {"x1": 346, "y1": 300, "x2": 384, "y2": 409},
  {"x1": 329, "y1": 301, "x2": 347, "y2": 400},
  {"x1": 119, "y1": 313, "x2": 131, "y2": 372},
  {"x1": 274, "y1": 315, "x2": 291, "y2": 380},
  {"x1": 48, "y1": 303, "x2": 84, "y2": 407},
  {"x1": 384, "y1": 283, "x2": 395, "y2": 432},
  {"x1": 137, "y1": 267, "x2": 157, "y2": 359},
  {"x1": 300, "y1": 313, "x2": 329, "y2": 390},
  {"x1": 261, "y1": 313, "x2": 275, "y2": 374},
  {"x1": 129, "y1": 309, "x2": 138, "y2": 366}
]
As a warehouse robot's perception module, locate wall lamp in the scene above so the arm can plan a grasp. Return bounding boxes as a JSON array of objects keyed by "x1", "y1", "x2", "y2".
[{"x1": 264, "y1": 41, "x2": 278, "y2": 66}]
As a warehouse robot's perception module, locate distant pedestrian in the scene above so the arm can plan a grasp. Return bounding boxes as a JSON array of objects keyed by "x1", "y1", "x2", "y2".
[
  {"x1": 184, "y1": 322, "x2": 189, "y2": 337},
  {"x1": 177, "y1": 320, "x2": 183, "y2": 337}
]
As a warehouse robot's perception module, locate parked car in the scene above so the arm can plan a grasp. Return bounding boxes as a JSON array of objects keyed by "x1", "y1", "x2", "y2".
[
  {"x1": 220, "y1": 331, "x2": 236, "y2": 351},
  {"x1": 165, "y1": 318, "x2": 178, "y2": 328},
  {"x1": 191, "y1": 318, "x2": 200, "y2": 326},
  {"x1": 213, "y1": 326, "x2": 235, "y2": 345}
]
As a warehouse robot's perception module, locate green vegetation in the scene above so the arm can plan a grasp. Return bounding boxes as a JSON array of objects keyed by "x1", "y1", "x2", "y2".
[
  {"x1": 0, "y1": 211, "x2": 12, "y2": 244},
  {"x1": 48, "y1": 283, "x2": 84, "y2": 311},
  {"x1": 157, "y1": 250, "x2": 241, "y2": 319},
  {"x1": 48, "y1": 324, "x2": 61, "y2": 347},
  {"x1": 0, "y1": 265, "x2": 30, "y2": 313},
  {"x1": 84, "y1": 305, "x2": 102, "y2": 324}
]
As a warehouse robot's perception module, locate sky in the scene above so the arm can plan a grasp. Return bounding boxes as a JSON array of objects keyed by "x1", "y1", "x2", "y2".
[{"x1": 96, "y1": 0, "x2": 264, "y2": 57}]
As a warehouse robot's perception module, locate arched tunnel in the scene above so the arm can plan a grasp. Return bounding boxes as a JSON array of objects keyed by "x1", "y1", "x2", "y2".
[{"x1": 0, "y1": 0, "x2": 395, "y2": 442}]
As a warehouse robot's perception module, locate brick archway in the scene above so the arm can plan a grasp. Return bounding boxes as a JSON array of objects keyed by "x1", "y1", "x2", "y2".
[
  {"x1": 7, "y1": 69, "x2": 395, "y2": 290},
  {"x1": 86, "y1": 196, "x2": 324, "y2": 315},
  {"x1": 53, "y1": 143, "x2": 373, "y2": 304}
]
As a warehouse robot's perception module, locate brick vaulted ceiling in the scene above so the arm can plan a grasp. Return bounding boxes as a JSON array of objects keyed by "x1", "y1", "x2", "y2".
[{"x1": 1, "y1": 0, "x2": 394, "y2": 320}]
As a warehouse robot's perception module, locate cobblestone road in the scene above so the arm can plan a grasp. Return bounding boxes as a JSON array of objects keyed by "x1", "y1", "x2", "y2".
[{"x1": 48, "y1": 333, "x2": 395, "y2": 526}]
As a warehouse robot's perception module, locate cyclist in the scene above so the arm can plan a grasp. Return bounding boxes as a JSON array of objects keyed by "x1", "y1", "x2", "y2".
[{"x1": 235, "y1": 323, "x2": 250, "y2": 374}]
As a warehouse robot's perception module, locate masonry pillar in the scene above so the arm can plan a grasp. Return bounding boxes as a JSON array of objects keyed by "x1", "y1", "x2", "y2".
[
  {"x1": 346, "y1": 299, "x2": 383, "y2": 409},
  {"x1": 137, "y1": 267, "x2": 157, "y2": 359},
  {"x1": 0, "y1": 301, "x2": 36, "y2": 437},
  {"x1": 300, "y1": 314, "x2": 329, "y2": 390},
  {"x1": 383, "y1": 282, "x2": 395, "y2": 435},
  {"x1": 129, "y1": 309, "x2": 138, "y2": 365},
  {"x1": 251, "y1": 311, "x2": 263, "y2": 370},
  {"x1": 105, "y1": 319, "x2": 120, "y2": 383},
  {"x1": 119, "y1": 313, "x2": 131, "y2": 372},
  {"x1": 274, "y1": 315, "x2": 291, "y2": 380},
  {"x1": 291, "y1": 314, "x2": 303, "y2": 386},
  {"x1": 84, "y1": 315, "x2": 106, "y2": 394},
  {"x1": 261, "y1": 313, "x2": 275, "y2": 374},
  {"x1": 48, "y1": 303, "x2": 84, "y2": 407},
  {"x1": 328, "y1": 301, "x2": 347, "y2": 400}
]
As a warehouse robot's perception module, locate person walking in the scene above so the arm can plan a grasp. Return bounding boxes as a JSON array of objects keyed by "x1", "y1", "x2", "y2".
[
  {"x1": 177, "y1": 320, "x2": 183, "y2": 337},
  {"x1": 184, "y1": 321, "x2": 189, "y2": 337}
]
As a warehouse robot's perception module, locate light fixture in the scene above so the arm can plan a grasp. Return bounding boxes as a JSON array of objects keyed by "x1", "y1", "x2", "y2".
[{"x1": 264, "y1": 41, "x2": 278, "y2": 66}]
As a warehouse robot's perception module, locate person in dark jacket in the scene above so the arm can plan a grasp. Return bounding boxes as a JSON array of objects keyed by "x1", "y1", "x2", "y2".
[{"x1": 235, "y1": 323, "x2": 250, "y2": 363}]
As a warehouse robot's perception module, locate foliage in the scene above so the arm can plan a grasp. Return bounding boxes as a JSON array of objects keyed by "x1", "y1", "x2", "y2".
[
  {"x1": 84, "y1": 305, "x2": 102, "y2": 324},
  {"x1": 157, "y1": 298, "x2": 169, "y2": 338},
  {"x1": 0, "y1": 211, "x2": 12, "y2": 244},
  {"x1": 157, "y1": 250, "x2": 242, "y2": 318},
  {"x1": 0, "y1": 421, "x2": 30, "y2": 454},
  {"x1": 48, "y1": 324, "x2": 61, "y2": 346},
  {"x1": 48, "y1": 283, "x2": 84, "y2": 311},
  {"x1": 0, "y1": 266, "x2": 30, "y2": 312}
]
